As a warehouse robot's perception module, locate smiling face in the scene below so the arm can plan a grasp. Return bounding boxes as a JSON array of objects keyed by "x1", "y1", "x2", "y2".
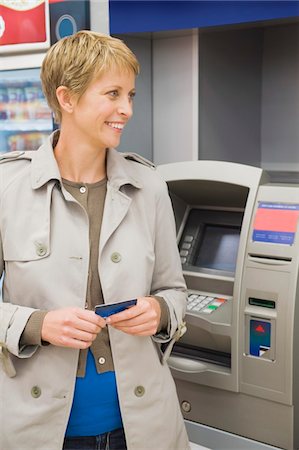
[{"x1": 66, "y1": 68, "x2": 136, "y2": 151}]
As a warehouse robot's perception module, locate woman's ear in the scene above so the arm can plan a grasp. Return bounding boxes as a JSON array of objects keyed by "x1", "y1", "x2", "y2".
[{"x1": 56, "y1": 86, "x2": 76, "y2": 115}]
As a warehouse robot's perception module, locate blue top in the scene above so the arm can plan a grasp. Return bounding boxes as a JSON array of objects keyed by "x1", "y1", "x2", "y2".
[{"x1": 66, "y1": 350, "x2": 123, "y2": 437}]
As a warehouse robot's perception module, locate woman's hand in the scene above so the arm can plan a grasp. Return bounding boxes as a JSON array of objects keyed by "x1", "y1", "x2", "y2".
[
  {"x1": 106, "y1": 297, "x2": 161, "y2": 336},
  {"x1": 41, "y1": 307, "x2": 106, "y2": 349}
]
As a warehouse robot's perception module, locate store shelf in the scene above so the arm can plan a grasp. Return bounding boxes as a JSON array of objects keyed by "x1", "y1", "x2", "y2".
[{"x1": 0, "y1": 120, "x2": 53, "y2": 132}]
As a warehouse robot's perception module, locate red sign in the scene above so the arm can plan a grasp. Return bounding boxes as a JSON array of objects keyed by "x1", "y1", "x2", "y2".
[
  {"x1": 0, "y1": 0, "x2": 48, "y2": 47},
  {"x1": 253, "y1": 208, "x2": 299, "y2": 234}
]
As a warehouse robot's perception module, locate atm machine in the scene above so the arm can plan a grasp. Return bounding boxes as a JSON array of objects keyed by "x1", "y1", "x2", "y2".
[{"x1": 158, "y1": 161, "x2": 299, "y2": 450}]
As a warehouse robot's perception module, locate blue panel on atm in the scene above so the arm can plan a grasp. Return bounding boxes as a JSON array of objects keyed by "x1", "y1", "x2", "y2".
[{"x1": 250, "y1": 319, "x2": 271, "y2": 357}]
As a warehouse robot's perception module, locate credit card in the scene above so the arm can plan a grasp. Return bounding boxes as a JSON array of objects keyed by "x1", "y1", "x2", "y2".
[{"x1": 95, "y1": 299, "x2": 137, "y2": 318}]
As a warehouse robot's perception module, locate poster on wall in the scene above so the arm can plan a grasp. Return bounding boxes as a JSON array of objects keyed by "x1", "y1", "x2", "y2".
[
  {"x1": 49, "y1": 0, "x2": 90, "y2": 44},
  {"x1": 0, "y1": 0, "x2": 50, "y2": 53}
]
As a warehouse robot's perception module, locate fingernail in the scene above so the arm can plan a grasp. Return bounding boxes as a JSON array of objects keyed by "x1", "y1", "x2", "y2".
[{"x1": 106, "y1": 317, "x2": 111, "y2": 324}]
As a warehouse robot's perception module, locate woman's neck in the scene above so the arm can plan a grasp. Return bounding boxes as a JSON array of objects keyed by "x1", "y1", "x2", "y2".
[{"x1": 54, "y1": 132, "x2": 107, "y2": 184}]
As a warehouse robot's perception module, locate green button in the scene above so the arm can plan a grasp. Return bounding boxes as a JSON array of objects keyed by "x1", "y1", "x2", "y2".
[{"x1": 208, "y1": 305, "x2": 218, "y2": 310}]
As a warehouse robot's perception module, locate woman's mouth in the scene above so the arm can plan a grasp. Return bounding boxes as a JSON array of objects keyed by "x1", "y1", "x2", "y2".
[{"x1": 105, "y1": 122, "x2": 125, "y2": 131}]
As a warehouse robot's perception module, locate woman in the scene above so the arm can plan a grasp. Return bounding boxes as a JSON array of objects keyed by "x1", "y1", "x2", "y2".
[{"x1": 0, "y1": 31, "x2": 190, "y2": 450}]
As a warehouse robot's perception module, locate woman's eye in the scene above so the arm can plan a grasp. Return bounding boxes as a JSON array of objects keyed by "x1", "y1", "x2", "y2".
[
  {"x1": 129, "y1": 92, "x2": 136, "y2": 101},
  {"x1": 108, "y1": 90, "x2": 119, "y2": 98}
]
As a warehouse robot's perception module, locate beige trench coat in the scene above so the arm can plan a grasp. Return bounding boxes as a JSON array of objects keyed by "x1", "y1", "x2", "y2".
[{"x1": 0, "y1": 133, "x2": 190, "y2": 450}]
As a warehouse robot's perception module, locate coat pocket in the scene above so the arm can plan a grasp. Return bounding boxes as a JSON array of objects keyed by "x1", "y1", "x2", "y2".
[
  {"x1": 1, "y1": 185, "x2": 52, "y2": 262},
  {"x1": 3, "y1": 234, "x2": 50, "y2": 262}
]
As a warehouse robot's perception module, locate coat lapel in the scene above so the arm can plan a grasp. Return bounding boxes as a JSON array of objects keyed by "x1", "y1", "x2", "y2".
[
  {"x1": 29, "y1": 133, "x2": 143, "y2": 252},
  {"x1": 99, "y1": 184, "x2": 131, "y2": 252},
  {"x1": 99, "y1": 148, "x2": 142, "y2": 252}
]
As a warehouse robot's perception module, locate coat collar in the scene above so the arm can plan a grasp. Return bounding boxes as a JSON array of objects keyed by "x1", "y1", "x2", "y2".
[{"x1": 31, "y1": 131, "x2": 143, "y2": 190}]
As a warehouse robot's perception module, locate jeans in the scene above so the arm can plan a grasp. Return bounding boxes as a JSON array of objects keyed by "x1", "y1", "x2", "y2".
[{"x1": 63, "y1": 428, "x2": 127, "y2": 450}]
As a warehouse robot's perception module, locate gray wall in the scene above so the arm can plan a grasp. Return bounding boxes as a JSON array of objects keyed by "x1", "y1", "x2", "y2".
[
  {"x1": 116, "y1": 22, "x2": 299, "y2": 175},
  {"x1": 261, "y1": 23, "x2": 299, "y2": 171},
  {"x1": 199, "y1": 28, "x2": 264, "y2": 167},
  {"x1": 113, "y1": 35, "x2": 153, "y2": 161}
]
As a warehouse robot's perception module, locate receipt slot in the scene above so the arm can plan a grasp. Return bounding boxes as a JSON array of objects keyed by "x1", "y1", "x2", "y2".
[{"x1": 158, "y1": 161, "x2": 299, "y2": 450}]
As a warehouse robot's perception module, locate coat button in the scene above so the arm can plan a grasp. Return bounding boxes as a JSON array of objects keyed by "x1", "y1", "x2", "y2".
[
  {"x1": 134, "y1": 385, "x2": 145, "y2": 397},
  {"x1": 79, "y1": 186, "x2": 87, "y2": 194},
  {"x1": 98, "y1": 357, "x2": 106, "y2": 365},
  {"x1": 31, "y1": 386, "x2": 41, "y2": 398},
  {"x1": 111, "y1": 252, "x2": 121, "y2": 263},
  {"x1": 36, "y1": 244, "x2": 47, "y2": 257},
  {"x1": 181, "y1": 400, "x2": 191, "y2": 413}
]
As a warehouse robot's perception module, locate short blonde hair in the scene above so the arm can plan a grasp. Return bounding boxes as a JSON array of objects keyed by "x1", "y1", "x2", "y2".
[{"x1": 41, "y1": 30, "x2": 140, "y2": 123}]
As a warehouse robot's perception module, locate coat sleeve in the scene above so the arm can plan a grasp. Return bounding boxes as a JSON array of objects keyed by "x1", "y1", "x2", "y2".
[
  {"x1": 150, "y1": 178, "x2": 187, "y2": 360},
  {"x1": 0, "y1": 165, "x2": 40, "y2": 378}
]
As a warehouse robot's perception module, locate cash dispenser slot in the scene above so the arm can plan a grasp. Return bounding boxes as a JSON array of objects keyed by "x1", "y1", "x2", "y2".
[{"x1": 172, "y1": 342, "x2": 231, "y2": 368}]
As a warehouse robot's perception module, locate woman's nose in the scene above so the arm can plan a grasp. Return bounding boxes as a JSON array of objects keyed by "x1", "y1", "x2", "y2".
[{"x1": 118, "y1": 97, "x2": 133, "y2": 118}]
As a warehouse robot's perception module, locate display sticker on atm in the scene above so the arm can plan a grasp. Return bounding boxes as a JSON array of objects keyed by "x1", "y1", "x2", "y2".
[
  {"x1": 252, "y1": 202, "x2": 299, "y2": 245},
  {"x1": 249, "y1": 319, "x2": 271, "y2": 357}
]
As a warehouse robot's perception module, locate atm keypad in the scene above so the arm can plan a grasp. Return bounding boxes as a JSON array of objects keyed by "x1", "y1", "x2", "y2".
[{"x1": 187, "y1": 293, "x2": 227, "y2": 314}]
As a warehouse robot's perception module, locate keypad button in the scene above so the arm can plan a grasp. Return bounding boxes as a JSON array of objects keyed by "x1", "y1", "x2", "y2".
[
  {"x1": 212, "y1": 301, "x2": 223, "y2": 307},
  {"x1": 184, "y1": 235, "x2": 194, "y2": 243}
]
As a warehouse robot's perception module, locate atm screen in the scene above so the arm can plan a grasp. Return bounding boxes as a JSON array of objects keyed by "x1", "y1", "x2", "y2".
[
  {"x1": 195, "y1": 224, "x2": 240, "y2": 272},
  {"x1": 179, "y1": 208, "x2": 243, "y2": 276}
]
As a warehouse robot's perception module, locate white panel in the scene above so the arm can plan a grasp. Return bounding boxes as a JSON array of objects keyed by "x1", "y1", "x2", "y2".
[
  {"x1": 1, "y1": 53, "x2": 46, "y2": 70},
  {"x1": 153, "y1": 30, "x2": 199, "y2": 165},
  {"x1": 90, "y1": 0, "x2": 110, "y2": 35}
]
